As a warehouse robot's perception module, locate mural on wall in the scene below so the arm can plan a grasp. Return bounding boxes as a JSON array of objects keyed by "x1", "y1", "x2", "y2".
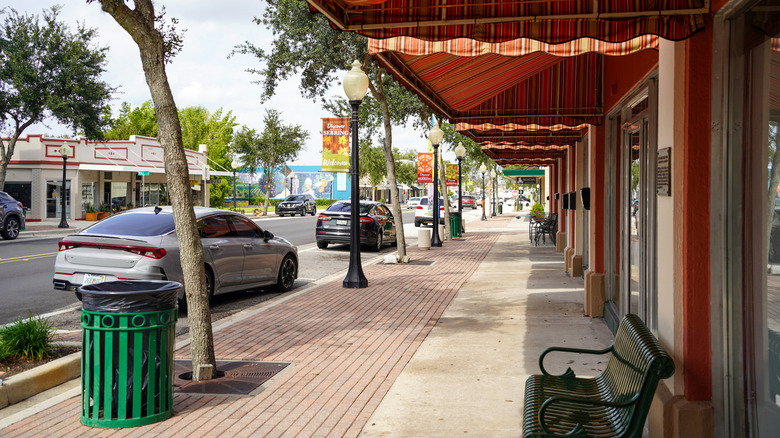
[{"x1": 235, "y1": 170, "x2": 336, "y2": 200}]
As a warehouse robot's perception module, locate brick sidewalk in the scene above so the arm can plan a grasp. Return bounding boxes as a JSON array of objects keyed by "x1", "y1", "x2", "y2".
[{"x1": 1, "y1": 228, "x2": 503, "y2": 437}]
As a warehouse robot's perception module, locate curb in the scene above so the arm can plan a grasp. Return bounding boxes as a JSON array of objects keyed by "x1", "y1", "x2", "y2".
[{"x1": 0, "y1": 352, "x2": 81, "y2": 409}]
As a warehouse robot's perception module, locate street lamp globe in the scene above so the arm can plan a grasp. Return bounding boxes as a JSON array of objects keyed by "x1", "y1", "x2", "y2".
[
  {"x1": 479, "y1": 164, "x2": 487, "y2": 174},
  {"x1": 490, "y1": 169, "x2": 496, "y2": 179},
  {"x1": 428, "y1": 122, "x2": 444, "y2": 145},
  {"x1": 231, "y1": 160, "x2": 238, "y2": 170},
  {"x1": 454, "y1": 142, "x2": 466, "y2": 159},
  {"x1": 59, "y1": 145, "x2": 70, "y2": 158},
  {"x1": 343, "y1": 60, "x2": 369, "y2": 101}
]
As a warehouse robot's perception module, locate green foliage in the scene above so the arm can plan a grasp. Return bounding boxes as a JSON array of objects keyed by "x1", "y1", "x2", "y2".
[
  {"x1": 103, "y1": 101, "x2": 158, "y2": 139},
  {"x1": 531, "y1": 202, "x2": 545, "y2": 218},
  {"x1": 0, "y1": 312, "x2": 55, "y2": 361},
  {"x1": 0, "y1": 6, "x2": 113, "y2": 188},
  {"x1": 84, "y1": 202, "x2": 96, "y2": 213}
]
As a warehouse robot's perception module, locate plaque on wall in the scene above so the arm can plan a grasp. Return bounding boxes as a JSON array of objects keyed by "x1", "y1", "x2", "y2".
[{"x1": 656, "y1": 147, "x2": 671, "y2": 197}]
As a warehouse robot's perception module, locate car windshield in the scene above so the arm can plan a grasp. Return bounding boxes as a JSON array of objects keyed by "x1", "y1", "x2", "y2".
[
  {"x1": 82, "y1": 211, "x2": 176, "y2": 236},
  {"x1": 285, "y1": 195, "x2": 304, "y2": 202},
  {"x1": 326, "y1": 202, "x2": 373, "y2": 214}
]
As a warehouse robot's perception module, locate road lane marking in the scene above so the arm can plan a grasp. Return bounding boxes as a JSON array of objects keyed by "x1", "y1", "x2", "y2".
[{"x1": 0, "y1": 252, "x2": 57, "y2": 264}]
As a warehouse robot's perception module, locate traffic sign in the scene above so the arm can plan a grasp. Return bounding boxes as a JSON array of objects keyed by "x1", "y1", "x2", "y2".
[{"x1": 138, "y1": 170, "x2": 150, "y2": 176}]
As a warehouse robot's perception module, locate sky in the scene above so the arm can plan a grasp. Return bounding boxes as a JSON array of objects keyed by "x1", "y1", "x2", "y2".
[{"x1": 5, "y1": 1, "x2": 427, "y2": 166}]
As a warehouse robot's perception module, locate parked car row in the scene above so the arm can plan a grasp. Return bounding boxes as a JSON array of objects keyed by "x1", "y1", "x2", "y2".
[{"x1": 53, "y1": 207, "x2": 298, "y2": 306}]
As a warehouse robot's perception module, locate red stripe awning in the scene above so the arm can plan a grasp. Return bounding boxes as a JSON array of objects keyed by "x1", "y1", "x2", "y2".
[
  {"x1": 375, "y1": 50, "x2": 605, "y2": 126},
  {"x1": 308, "y1": 0, "x2": 706, "y2": 43}
]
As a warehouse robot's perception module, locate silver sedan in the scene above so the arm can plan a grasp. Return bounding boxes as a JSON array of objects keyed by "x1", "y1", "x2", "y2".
[{"x1": 53, "y1": 207, "x2": 298, "y2": 304}]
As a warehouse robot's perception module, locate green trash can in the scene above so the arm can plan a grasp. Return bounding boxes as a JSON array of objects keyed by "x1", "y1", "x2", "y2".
[
  {"x1": 79, "y1": 280, "x2": 180, "y2": 428},
  {"x1": 450, "y1": 212, "x2": 462, "y2": 238},
  {"x1": 498, "y1": 202, "x2": 503, "y2": 214}
]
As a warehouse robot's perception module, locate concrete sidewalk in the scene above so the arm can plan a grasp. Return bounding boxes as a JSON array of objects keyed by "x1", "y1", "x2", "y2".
[{"x1": 0, "y1": 213, "x2": 613, "y2": 437}]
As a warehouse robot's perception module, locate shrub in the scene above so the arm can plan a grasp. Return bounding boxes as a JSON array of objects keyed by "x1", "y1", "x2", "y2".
[
  {"x1": 531, "y1": 202, "x2": 545, "y2": 218},
  {"x1": 0, "y1": 312, "x2": 55, "y2": 361}
]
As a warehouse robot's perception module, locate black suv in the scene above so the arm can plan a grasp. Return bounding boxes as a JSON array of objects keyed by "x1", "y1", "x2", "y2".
[
  {"x1": 0, "y1": 191, "x2": 25, "y2": 240},
  {"x1": 277, "y1": 194, "x2": 317, "y2": 216}
]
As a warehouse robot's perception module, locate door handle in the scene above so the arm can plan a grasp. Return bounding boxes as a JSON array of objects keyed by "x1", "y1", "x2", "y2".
[
  {"x1": 208, "y1": 245, "x2": 220, "y2": 250},
  {"x1": 243, "y1": 244, "x2": 253, "y2": 249}
]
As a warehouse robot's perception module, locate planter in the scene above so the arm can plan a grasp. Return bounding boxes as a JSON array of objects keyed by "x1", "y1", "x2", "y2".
[
  {"x1": 85, "y1": 212, "x2": 98, "y2": 221},
  {"x1": 97, "y1": 212, "x2": 110, "y2": 220}
]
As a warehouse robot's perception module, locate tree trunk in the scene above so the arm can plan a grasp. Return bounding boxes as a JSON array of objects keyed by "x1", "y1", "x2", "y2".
[
  {"x1": 97, "y1": 0, "x2": 216, "y2": 380},
  {"x1": 440, "y1": 157, "x2": 451, "y2": 239},
  {"x1": 370, "y1": 75, "x2": 407, "y2": 259}
]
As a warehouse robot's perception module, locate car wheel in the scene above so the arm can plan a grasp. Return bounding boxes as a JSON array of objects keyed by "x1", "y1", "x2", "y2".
[
  {"x1": 300, "y1": 209, "x2": 305, "y2": 217},
  {"x1": 311, "y1": 206, "x2": 316, "y2": 216},
  {"x1": 372, "y1": 232, "x2": 383, "y2": 252},
  {"x1": 317, "y1": 241, "x2": 328, "y2": 249},
  {"x1": 275, "y1": 254, "x2": 296, "y2": 292},
  {"x1": 205, "y1": 267, "x2": 215, "y2": 302},
  {"x1": 1, "y1": 216, "x2": 20, "y2": 240}
]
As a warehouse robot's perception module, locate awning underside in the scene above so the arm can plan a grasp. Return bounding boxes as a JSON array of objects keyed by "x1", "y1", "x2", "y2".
[{"x1": 309, "y1": 0, "x2": 706, "y2": 43}]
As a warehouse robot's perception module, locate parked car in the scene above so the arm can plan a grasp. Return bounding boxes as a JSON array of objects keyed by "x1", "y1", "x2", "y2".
[
  {"x1": 414, "y1": 197, "x2": 450, "y2": 227},
  {"x1": 407, "y1": 197, "x2": 422, "y2": 209},
  {"x1": 460, "y1": 195, "x2": 476, "y2": 209},
  {"x1": 53, "y1": 207, "x2": 298, "y2": 304},
  {"x1": 315, "y1": 200, "x2": 397, "y2": 251},
  {"x1": 0, "y1": 191, "x2": 25, "y2": 240},
  {"x1": 277, "y1": 194, "x2": 317, "y2": 217}
]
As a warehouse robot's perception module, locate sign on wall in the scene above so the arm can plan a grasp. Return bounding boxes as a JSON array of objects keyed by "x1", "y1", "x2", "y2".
[
  {"x1": 322, "y1": 118, "x2": 350, "y2": 173},
  {"x1": 656, "y1": 147, "x2": 671, "y2": 197}
]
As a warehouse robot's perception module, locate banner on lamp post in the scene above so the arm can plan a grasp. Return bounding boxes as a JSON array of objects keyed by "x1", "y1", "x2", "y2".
[
  {"x1": 322, "y1": 118, "x2": 350, "y2": 173},
  {"x1": 446, "y1": 164, "x2": 458, "y2": 187},
  {"x1": 417, "y1": 152, "x2": 433, "y2": 183}
]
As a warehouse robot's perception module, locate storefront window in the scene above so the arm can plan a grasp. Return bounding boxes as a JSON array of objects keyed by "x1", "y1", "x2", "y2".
[
  {"x1": 81, "y1": 182, "x2": 96, "y2": 214},
  {"x1": 46, "y1": 180, "x2": 70, "y2": 219}
]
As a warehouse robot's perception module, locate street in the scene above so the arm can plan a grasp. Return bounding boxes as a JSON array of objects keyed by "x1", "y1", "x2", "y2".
[{"x1": 0, "y1": 209, "x2": 417, "y2": 329}]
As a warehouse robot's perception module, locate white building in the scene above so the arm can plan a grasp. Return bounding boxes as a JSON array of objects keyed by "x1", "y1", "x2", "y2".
[{"x1": 1, "y1": 134, "x2": 231, "y2": 221}]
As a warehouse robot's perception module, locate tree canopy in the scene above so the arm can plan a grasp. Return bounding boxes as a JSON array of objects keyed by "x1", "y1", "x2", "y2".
[{"x1": 0, "y1": 6, "x2": 113, "y2": 190}]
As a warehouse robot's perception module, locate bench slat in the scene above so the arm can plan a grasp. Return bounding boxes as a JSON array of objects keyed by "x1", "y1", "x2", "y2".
[{"x1": 523, "y1": 314, "x2": 675, "y2": 438}]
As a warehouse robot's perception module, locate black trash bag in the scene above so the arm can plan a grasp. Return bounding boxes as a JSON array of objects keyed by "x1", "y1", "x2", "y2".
[{"x1": 79, "y1": 280, "x2": 180, "y2": 313}]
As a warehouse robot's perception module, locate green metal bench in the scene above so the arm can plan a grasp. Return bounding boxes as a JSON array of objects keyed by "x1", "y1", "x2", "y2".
[{"x1": 522, "y1": 314, "x2": 675, "y2": 438}]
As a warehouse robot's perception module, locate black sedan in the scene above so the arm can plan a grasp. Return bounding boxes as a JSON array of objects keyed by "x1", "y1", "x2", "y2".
[
  {"x1": 315, "y1": 200, "x2": 397, "y2": 251},
  {"x1": 277, "y1": 194, "x2": 317, "y2": 216}
]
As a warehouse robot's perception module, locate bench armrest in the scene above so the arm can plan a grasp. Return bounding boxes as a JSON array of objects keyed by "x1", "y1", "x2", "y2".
[
  {"x1": 539, "y1": 345, "x2": 613, "y2": 377},
  {"x1": 538, "y1": 393, "x2": 640, "y2": 436}
]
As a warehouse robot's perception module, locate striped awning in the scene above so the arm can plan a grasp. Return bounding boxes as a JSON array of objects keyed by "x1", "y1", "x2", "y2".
[
  {"x1": 375, "y1": 50, "x2": 605, "y2": 126},
  {"x1": 459, "y1": 123, "x2": 588, "y2": 146},
  {"x1": 307, "y1": 0, "x2": 706, "y2": 43}
]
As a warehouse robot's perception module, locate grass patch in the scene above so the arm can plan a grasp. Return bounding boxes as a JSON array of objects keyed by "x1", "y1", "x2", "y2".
[{"x1": 0, "y1": 312, "x2": 55, "y2": 361}]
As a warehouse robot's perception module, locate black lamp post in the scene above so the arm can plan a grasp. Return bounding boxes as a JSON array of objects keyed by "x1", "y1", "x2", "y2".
[
  {"x1": 329, "y1": 174, "x2": 334, "y2": 206},
  {"x1": 231, "y1": 159, "x2": 238, "y2": 211},
  {"x1": 454, "y1": 142, "x2": 466, "y2": 233},
  {"x1": 480, "y1": 164, "x2": 487, "y2": 221},
  {"x1": 490, "y1": 169, "x2": 497, "y2": 217},
  {"x1": 429, "y1": 121, "x2": 444, "y2": 247},
  {"x1": 58, "y1": 145, "x2": 70, "y2": 228},
  {"x1": 343, "y1": 60, "x2": 369, "y2": 288}
]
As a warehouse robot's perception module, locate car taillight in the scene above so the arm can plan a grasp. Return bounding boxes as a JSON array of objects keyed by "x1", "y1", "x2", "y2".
[
  {"x1": 57, "y1": 240, "x2": 167, "y2": 259},
  {"x1": 317, "y1": 214, "x2": 331, "y2": 221},
  {"x1": 359, "y1": 217, "x2": 373, "y2": 223},
  {"x1": 416, "y1": 205, "x2": 424, "y2": 210}
]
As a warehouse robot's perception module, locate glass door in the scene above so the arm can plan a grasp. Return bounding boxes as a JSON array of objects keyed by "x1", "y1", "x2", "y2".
[
  {"x1": 620, "y1": 89, "x2": 656, "y2": 326},
  {"x1": 46, "y1": 180, "x2": 70, "y2": 219}
]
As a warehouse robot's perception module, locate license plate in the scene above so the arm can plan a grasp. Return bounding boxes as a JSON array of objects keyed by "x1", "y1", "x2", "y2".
[
  {"x1": 336, "y1": 219, "x2": 348, "y2": 225},
  {"x1": 83, "y1": 274, "x2": 106, "y2": 285}
]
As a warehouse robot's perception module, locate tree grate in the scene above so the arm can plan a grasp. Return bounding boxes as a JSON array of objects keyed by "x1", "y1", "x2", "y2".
[{"x1": 174, "y1": 360, "x2": 290, "y2": 396}]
